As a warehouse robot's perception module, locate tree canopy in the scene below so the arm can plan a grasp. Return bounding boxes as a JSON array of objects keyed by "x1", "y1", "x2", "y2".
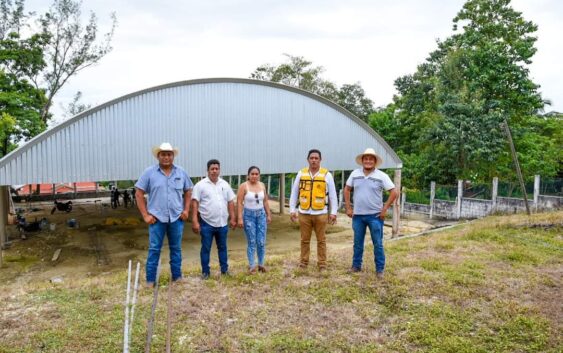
[
  {"x1": 0, "y1": 0, "x2": 116, "y2": 157},
  {"x1": 370, "y1": 0, "x2": 560, "y2": 187},
  {"x1": 251, "y1": 54, "x2": 375, "y2": 123}
]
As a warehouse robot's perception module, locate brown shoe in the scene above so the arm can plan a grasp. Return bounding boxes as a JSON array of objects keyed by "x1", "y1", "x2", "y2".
[
  {"x1": 248, "y1": 266, "x2": 257, "y2": 274},
  {"x1": 376, "y1": 272, "x2": 384, "y2": 280},
  {"x1": 298, "y1": 263, "x2": 308, "y2": 269},
  {"x1": 145, "y1": 281, "x2": 155, "y2": 289},
  {"x1": 348, "y1": 267, "x2": 361, "y2": 273},
  {"x1": 258, "y1": 265, "x2": 267, "y2": 273}
]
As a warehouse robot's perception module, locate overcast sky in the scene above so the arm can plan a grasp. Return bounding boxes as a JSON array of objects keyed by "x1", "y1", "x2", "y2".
[{"x1": 27, "y1": 0, "x2": 563, "y2": 122}]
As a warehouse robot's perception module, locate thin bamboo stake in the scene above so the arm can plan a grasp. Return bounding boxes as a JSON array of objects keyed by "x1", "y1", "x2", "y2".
[
  {"x1": 123, "y1": 260, "x2": 132, "y2": 353},
  {"x1": 166, "y1": 281, "x2": 172, "y2": 353},
  {"x1": 145, "y1": 260, "x2": 162, "y2": 353},
  {"x1": 127, "y1": 262, "x2": 141, "y2": 349}
]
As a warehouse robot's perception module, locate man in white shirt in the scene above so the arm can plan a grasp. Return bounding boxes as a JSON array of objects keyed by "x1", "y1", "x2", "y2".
[
  {"x1": 289, "y1": 149, "x2": 338, "y2": 270},
  {"x1": 191, "y1": 159, "x2": 236, "y2": 279},
  {"x1": 344, "y1": 148, "x2": 398, "y2": 279}
]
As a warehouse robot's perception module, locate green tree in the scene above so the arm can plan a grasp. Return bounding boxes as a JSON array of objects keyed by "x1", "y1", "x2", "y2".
[
  {"x1": 1, "y1": 0, "x2": 116, "y2": 124},
  {"x1": 251, "y1": 54, "x2": 374, "y2": 122},
  {"x1": 0, "y1": 31, "x2": 47, "y2": 157},
  {"x1": 390, "y1": 0, "x2": 551, "y2": 186}
]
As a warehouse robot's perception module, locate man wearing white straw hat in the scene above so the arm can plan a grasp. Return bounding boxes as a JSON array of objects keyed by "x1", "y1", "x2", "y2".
[
  {"x1": 135, "y1": 142, "x2": 193, "y2": 287},
  {"x1": 344, "y1": 148, "x2": 398, "y2": 279}
]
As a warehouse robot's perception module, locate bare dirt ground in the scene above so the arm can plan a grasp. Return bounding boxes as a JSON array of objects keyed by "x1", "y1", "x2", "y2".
[{"x1": 1, "y1": 197, "x2": 440, "y2": 285}]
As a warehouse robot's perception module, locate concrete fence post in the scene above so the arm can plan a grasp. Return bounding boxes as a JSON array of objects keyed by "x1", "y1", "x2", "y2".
[
  {"x1": 392, "y1": 169, "x2": 402, "y2": 238},
  {"x1": 0, "y1": 186, "x2": 8, "y2": 267},
  {"x1": 267, "y1": 175, "x2": 271, "y2": 195},
  {"x1": 492, "y1": 177, "x2": 498, "y2": 213},
  {"x1": 456, "y1": 180, "x2": 463, "y2": 219},
  {"x1": 341, "y1": 170, "x2": 345, "y2": 192},
  {"x1": 73, "y1": 182, "x2": 77, "y2": 198},
  {"x1": 533, "y1": 175, "x2": 540, "y2": 212},
  {"x1": 400, "y1": 186, "x2": 406, "y2": 216},
  {"x1": 430, "y1": 181, "x2": 436, "y2": 219},
  {"x1": 237, "y1": 175, "x2": 241, "y2": 188}
]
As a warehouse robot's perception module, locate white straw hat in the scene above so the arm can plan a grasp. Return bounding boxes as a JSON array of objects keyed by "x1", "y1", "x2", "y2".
[
  {"x1": 152, "y1": 142, "x2": 179, "y2": 159},
  {"x1": 355, "y1": 148, "x2": 383, "y2": 168}
]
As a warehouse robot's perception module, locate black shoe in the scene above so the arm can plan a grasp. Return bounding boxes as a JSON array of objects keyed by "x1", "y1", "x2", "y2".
[
  {"x1": 221, "y1": 271, "x2": 231, "y2": 277},
  {"x1": 201, "y1": 273, "x2": 210, "y2": 280}
]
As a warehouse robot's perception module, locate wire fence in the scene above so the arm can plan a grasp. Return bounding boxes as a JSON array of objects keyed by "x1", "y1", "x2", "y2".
[{"x1": 404, "y1": 177, "x2": 562, "y2": 203}]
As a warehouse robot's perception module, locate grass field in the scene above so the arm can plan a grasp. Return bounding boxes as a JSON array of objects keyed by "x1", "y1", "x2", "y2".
[{"x1": 0, "y1": 211, "x2": 561, "y2": 352}]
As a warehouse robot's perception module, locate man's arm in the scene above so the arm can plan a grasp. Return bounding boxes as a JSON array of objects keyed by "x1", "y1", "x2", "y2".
[
  {"x1": 380, "y1": 188, "x2": 398, "y2": 220},
  {"x1": 326, "y1": 172, "x2": 338, "y2": 225},
  {"x1": 344, "y1": 185, "x2": 353, "y2": 218},
  {"x1": 191, "y1": 199, "x2": 200, "y2": 233},
  {"x1": 289, "y1": 171, "x2": 301, "y2": 222},
  {"x1": 135, "y1": 188, "x2": 156, "y2": 224},
  {"x1": 228, "y1": 200, "x2": 236, "y2": 228},
  {"x1": 180, "y1": 189, "x2": 192, "y2": 221}
]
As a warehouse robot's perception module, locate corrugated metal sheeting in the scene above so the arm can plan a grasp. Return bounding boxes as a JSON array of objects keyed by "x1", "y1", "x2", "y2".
[{"x1": 0, "y1": 78, "x2": 402, "y2": 185}]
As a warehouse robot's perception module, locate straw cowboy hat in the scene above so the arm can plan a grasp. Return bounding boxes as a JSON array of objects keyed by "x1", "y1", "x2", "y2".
[
  {"x1": 355, "y1": 148, "x2": 383, "y2": 168},
  {"x1": 152, "y1": 142, "x2": 179, "y2": 158}
]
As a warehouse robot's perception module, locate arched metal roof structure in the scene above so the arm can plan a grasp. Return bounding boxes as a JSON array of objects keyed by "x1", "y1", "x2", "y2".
[{"x1": 0, "y1": 78, "x2": 401, "y2": 185}]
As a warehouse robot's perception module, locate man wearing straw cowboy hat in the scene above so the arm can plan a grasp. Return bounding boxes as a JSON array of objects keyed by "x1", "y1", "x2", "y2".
[
  {"x1": 344, "y1": 148, "x2": 398, "y2": 279},
  {"x1": 135, "y1": 142, "x2": 193, "y2": 287}
]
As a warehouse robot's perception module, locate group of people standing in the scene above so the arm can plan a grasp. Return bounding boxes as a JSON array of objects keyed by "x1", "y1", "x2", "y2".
[{"x1": 135, "y1": 142, "x2": 397, "y2": 286}]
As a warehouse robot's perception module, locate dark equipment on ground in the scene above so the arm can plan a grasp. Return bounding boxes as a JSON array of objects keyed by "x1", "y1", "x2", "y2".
[{"x1": 51, "y1": 200, "x2": 73, "y2": 214}]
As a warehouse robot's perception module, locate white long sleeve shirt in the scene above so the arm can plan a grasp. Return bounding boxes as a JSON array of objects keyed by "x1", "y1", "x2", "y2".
[{"x1": 289, "y1": 169, "x2": 338, "y2": 215}]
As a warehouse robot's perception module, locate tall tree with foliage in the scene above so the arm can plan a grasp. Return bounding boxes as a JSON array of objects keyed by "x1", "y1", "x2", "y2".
[
  {"x1": 0, "y1": 28, "x2": 47, "y2": 157},
  {"x1": 1, "y1": 0, "x2": 116, "y2": 124},
  {"x1": 380, "y1": 0, "x2": 552, "y2": 187},
  {"x1": 251, "y1": 54, "x2": 375, "y2": 122}
]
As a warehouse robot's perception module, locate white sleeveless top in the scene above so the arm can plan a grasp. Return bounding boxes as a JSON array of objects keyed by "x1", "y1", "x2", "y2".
[{"x1": 244, "y1": 183, "x2": 265, "y2": 210}]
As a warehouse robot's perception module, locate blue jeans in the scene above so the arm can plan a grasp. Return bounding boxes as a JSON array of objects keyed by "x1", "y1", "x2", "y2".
[
  {"x1": 243, "y1": 208, "x2": 267, "y2": 268},
  {"x1": 146, "y1": 219, "x2": 184, "y2": 282},
  {"x1": 352, "y1": 214, "x2": 385, "y2": 272},
  {"x1": 200, "y1": 219, "x2": 229, "y2": 275}
]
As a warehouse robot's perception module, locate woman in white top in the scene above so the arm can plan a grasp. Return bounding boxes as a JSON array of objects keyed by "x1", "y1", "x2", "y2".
[{"x1": 237, "y1": 166, "x2": 272, "y2": 273}]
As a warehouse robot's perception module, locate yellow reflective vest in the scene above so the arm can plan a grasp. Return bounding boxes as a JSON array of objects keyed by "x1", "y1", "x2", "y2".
[{"x1": 298, "y1": 167, "x2": 328, "y2": 210}]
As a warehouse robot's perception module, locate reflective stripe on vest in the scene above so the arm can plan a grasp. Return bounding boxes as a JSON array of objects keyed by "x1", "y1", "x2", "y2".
[{"x1": 298, "y1": 167, "x2": 328, "y2": 210}]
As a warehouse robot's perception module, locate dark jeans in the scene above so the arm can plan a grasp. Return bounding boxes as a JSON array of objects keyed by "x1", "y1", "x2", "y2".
[
  {"x1": 352, "y1": 214, "x2": 385, "y2": 272},
  {"x1": 200, "y1": 219, "x2": 229, "y2": 275},
  {"x1": 146, "y1": 219, "x2": 184, "y2": 282}
]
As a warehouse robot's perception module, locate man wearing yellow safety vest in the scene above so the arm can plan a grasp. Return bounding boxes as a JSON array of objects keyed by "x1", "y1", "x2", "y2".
[{"x1": 289, "y1": 149, "x2": 338, "y2": 270}]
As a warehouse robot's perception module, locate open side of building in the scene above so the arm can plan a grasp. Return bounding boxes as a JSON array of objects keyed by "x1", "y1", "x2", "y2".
[{"x1": 0, "y1": 78, "x2": 403, "y2": 261}]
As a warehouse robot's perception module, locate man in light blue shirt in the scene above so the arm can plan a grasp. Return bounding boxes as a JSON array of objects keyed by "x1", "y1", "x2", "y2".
[
  {"x1": 344, "y1": 148, "x2": 397, "y2": 279},
  {"x1": 135, "y1": 142, "x2": 193, "y2": 286}
]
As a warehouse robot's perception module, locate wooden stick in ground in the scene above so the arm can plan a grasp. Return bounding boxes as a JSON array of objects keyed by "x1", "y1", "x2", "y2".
[
  {"x1": 128, "y1": 262, "x2": 141, "y2": 349},
  {"x1": 123, "y1": 260, "x2": 132, "y2": 353},
  {"x1": 502, "y1": 120, "x2": 531, "y2": 215},
  {"x1": 145, "y1": 260, "x2": 161, "y2": 353},
  {"x1": 166, "y1": 280, "x2": 172, "y2": 353}
]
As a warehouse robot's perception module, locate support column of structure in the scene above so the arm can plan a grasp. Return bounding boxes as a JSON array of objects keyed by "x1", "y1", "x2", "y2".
[
  {"x1": 279, "y1": 173, "x2": 285, "y2": 215},
  {"x1": 392, "y1": 169, "x2": 402, "y2": 238}
]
